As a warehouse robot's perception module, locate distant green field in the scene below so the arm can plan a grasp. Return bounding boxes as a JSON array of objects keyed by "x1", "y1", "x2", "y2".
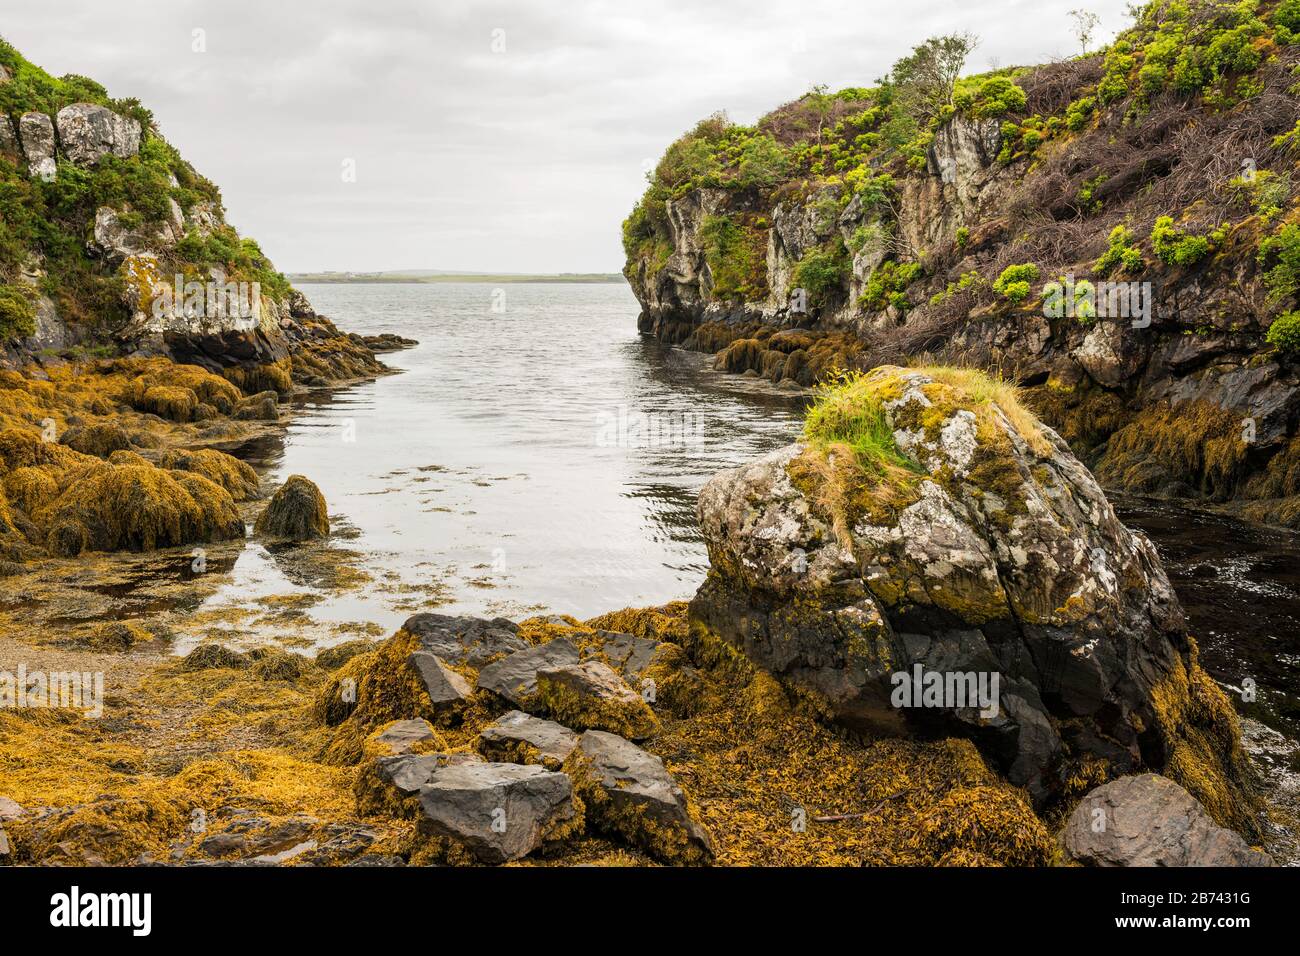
[{"x1": 291, "y1": 271, "x2": 626, "y2": 284}]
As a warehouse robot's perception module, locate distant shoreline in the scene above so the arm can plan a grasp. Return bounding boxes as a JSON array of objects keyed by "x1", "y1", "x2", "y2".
[{"x1": 290, "y1": 272, "x2": 626, "y2": 284}]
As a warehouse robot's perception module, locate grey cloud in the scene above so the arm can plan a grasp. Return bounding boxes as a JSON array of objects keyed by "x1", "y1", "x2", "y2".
[{"x1": 3, "y1": 0, "x2": 1131, "y2": 272}]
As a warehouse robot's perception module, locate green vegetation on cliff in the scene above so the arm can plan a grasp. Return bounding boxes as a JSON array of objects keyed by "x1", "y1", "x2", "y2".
[{"x1": 0, "y1": 37, "x2": 290, "y2": 345}]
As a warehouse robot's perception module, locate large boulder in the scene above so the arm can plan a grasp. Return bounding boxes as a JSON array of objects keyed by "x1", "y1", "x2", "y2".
[
  {"x1": 536, "y1": 661, "x2": 659, "y2": 740},
  {"x1": 55, "y1": 103, "x2": 142, "y2": 166},
  {"x1": 1061, "y1": 774, "x2": 1273, "y2": 867},
  {"x1": 691, "y1": 365, "x2": 1257, "y2": 822}
]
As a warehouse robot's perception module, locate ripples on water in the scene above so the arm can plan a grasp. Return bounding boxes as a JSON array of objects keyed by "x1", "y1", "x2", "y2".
[{"x1": 203, "y1": 282, "x2": 806, "y2": 631}]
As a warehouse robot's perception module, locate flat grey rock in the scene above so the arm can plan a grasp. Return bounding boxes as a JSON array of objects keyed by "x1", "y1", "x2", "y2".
[
  {"x1": 370, "y1": 718, "x2": 439, "y2": 756},
  {"x1": 404, "y1": 613, "x2": 528, "y2": 668},
  {"x1": 478, "y1": 710, "x2": 579, "y2": 769},
  {"x1": 1062, "y1": 773, "x2": 1273, "y2": 867},
  {"x1": 476, "y1": 638, "x2": 579, "y2": 706},
  {"x1": 409, "y1": 651, "x2": 473, "y2": 708},
  {"x1": 416, "y1": 761, "x2": 578, "y2": 864},
  {"x1": 589, "y1": 630, "x2": 663, "y2": 681},
  {"x1": 375, "y1": 751, "x2": 483, "y2": 795}
]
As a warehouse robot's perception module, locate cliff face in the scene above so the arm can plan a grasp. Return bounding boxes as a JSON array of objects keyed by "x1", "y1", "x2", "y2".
[
  {"x1": 0, "y1": 39, "x2": 379, "y2": 387},
  {"x1": 624, "y1": 0, "x2": 1300, "y2": 522}
]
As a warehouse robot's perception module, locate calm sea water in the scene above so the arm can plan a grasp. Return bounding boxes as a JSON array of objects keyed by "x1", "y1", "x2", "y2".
[
  {"x1": 190, "y1": 281, "x2": 1300, "y2": 740},
  {"x1": 201, "y1": 282, "x2": 806, "y2": 631}
]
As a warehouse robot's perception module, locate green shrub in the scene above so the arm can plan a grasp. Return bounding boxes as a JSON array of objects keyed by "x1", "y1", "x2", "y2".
[
  {"x1": 1094, "y1": 225, "x2": 1144, "y2": 275},
  {"x1": 860, "y1": 259, "x2": 923, "y2": 313},
  {"x1": 964, "y1": 76, "x2": 1027, "y2": 119},
  {"x1": 0, "y1": 283, "x2": 37, "y2": 341},
  {"x1": 1266, "y1": 311, "x2": 1300, "y2": 352},
  {"x1": 1151, "y1": 216, "x2": 1214, "y2": 266},
  {"x1": 1260, "y1": 222, "x2": 1300, "y2": 304},
  {"x1": 792, "y1": 241, "x2": 851, "y2": 303},
  {"x1": 993, "y1": 263, "x2": 1039, "y2": 303}
]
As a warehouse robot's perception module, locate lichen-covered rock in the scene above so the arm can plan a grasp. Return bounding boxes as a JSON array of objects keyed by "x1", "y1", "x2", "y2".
[
  {"x1": 477, "y1": 710, "x2": 579, "y2": 770},
  {"x1": 18, "y1": 112, "x2": 54, "y2": 179},
  {"x1": 692, "y1": 365, "x2": 1259, "y2": 827},
  {"x1": 254, "y1": 474, "x2": 328, "y2": 541},
  {"x1": 55, "y1": 103, "x2": 142, "y2": 166},
  {"x1": 475, "y1": 638, "x2": 580, "y2": 707},
  {"x1": 404, "y1": 613, "x2": 527, "y2": 668},
  {"x1": 1062, "y1": 774, "x2": 1273, "y2": 867},
  {"x1": 413, "y1": 762, "x2": 581, "y2": 864},
  {"x1": 536, "y1": 661, "x2": 659, "y2": 740},
  {"x1": 565, "y1": 730, "x2": 713, "y2": 865}
]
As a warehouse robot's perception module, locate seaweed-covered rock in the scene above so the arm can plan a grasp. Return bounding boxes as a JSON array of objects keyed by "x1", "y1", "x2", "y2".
[
  {"x1": 565, "y1": 730, "x2": 713, "y2": 865},
  {"x1": 161, "y1": 448, "x2": 260, "y2": 501},
  {"x1": 475, "y1": 638, "x2": 580, "y2": 707},
  {"x1": 403, "y1": 613, "x2": 528, "y2": 667},
  {"x1": 179, "y1": 643, "x2": 249, "y2": 671},
  {"x1": 536, "y1": 661, "x2": 659, "y2": 740},
  {"x1": 414, "y1": 762, "x2": 581, "y2": 864},
  {"x1": 367, "y1": 719, "x2": 442, "y2": 757},
  {"x1": 254, "y1": 474, "x2": 328, "y2": 541},
  {"x1": 354, "y1": 750, "x2": 481, "y2": 818},
  {"x1": 59, "y1": 422, "x2": 133, "y2": 458},
  {"x1": 692, "y1": 365, "x2": 1258, "y2": 827},
  {"x1": 1062, "y1": 774, "x2": 1273, "y2": 867},
  {"x1": 36, "y1": 463, "x2": 244, "y2": 556},
  {"x1": 477, "y1": 710, "x2": 579, "y2": 770}
]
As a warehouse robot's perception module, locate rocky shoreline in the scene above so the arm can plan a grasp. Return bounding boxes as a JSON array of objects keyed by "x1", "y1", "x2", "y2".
[{"x1": 0, "y1": 346, "x2": 1288, "y2": 867}]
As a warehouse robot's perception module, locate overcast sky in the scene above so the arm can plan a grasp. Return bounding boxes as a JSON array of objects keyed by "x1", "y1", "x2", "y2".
[{"x1": 5, "y1": 0, "x2": 1132, "y2": 273}]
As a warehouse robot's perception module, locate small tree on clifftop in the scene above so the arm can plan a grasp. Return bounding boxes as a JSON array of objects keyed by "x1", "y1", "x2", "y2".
[{"x1": 889, "y1": 32, "x2": 979, "y2": 125}]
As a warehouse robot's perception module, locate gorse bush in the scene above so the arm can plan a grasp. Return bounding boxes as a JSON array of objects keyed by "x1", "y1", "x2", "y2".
[
  {"x1": 993, "y1": 263, "x2": 1040, "y2": 303},
  {"x1": 0, "y1": 282, "x2": 37, "y2": 340},
  {"x1": 861, "y1": 259, "x2": 923, "y2": 313},
  {"x1": 1260, "y1": 222, "x2": 1300, "y2": 304},
  {"x1": 1151, "y1": 215, "x2": 1216, "y2": 266},
  {"x1": 1094, "y1": 225, "x2": 1145, "y2": 275},
  {"x1": 1266, "y1": 311, "x2": 1300, "y2": 352}
]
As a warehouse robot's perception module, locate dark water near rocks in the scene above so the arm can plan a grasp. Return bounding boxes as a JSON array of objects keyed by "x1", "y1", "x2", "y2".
[{"x1": 204, "y1": 282, "x2": 1300, "y2": 740}]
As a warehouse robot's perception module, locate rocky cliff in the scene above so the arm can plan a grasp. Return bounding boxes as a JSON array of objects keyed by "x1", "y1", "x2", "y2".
[
  {"x1": 0, "y1": 39, "x2": 381, "y2": 389},
  {"x1": 624, "y1": 0, "x2": 1300, "y2": 524}
]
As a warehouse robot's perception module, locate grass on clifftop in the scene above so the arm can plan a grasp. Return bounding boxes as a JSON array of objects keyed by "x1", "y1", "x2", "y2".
[{"x1": 797, "y1": 365, "x2": 1052, "y2": 542}]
